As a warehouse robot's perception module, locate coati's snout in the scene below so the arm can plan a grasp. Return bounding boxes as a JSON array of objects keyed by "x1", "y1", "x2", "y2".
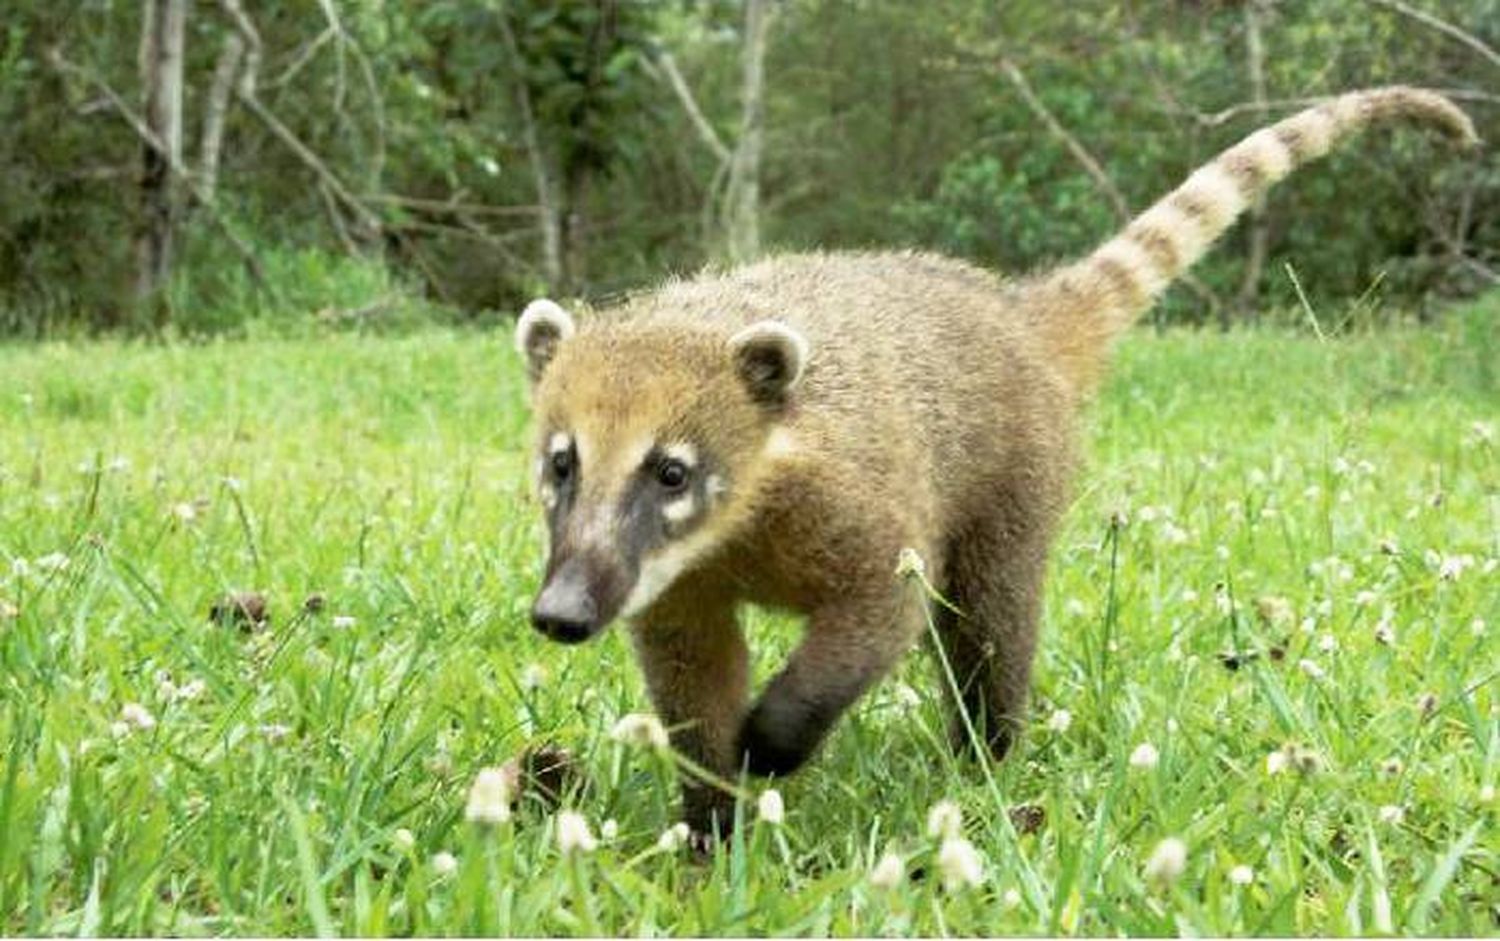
[
  {"x1": 531, "y1": 551, "x2": 623, "y2": 644},
  {"x1": 515, "y1": 300, "x2": 809, "y2": 632}
]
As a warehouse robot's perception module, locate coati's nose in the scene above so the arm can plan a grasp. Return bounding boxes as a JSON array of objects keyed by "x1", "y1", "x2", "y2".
[{"x1": 531, "y1": 560, "x2": 601, "y2": 644}]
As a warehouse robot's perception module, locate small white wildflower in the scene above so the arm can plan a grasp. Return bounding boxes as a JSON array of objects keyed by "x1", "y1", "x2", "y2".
[
  {"x1": 1472, "y1": 618, "x2": 1487, "y2": 637},
  {"x1": 936, "y1": 836, "x2": 984, "y2": 891},
  {"x1": 1374, "y1": 620, "x2": 1396, "y2": 646},
  {"x1": 109, "y1": 721, "x2": 131, "y2": 739},
  {"x1": 1302, "y1": 484, "x2": 1322, "y2": 501},
  {"x1": 1417, "y1": 691, "x2": 1438, "y2": 716},
  {"x1": 1137, "y1": 505, "x2": 1159, "y2": 523},
  {"x1": 1354, "y1": 590, "x2": 1378, "y2": 607},
  {"x1": 1480, "y1": 784, "x2": 1495, "y2": 803},
  {"x1": 393, "y1": 828, "x2": 415, "y2": 851},
  {"x1": 1378, "y1": 804, "x2": 1405, "y2": 825},
  {"x1": 35, "y1": 552, "x2": 69, "y2": 572},
  {"x1": 1215, "y1": 544, "x2": 1230, "y2": 562},
  {"x1": 464, "y1": 767, "x2": 514, "y2": 825},
  {"x1": 600, "y1": 818, "x2": 618, "y2": 842},
  {"x1": 890, "y1": 682, "x2": 922, "y2": 708},
  {"x1": 1316, "y1": 598, "x2": 1334, "y2": 618},
  {"x1": 1002, "y1": 887, "x2": 1023, "y2": 909},
  {"x1": 1144, "y1": 837, "x2": 1187, "y2": 883},
  {"x1": 430, "y1": 851, "x2": 458, "y2": 877},
  {"x1": 1438, "y1": 554, "x2": 1474, "y2": 582},
  {"x1": 868, "y1": 852, "x2": 904, "y2": 890},
  {"x1": 1317, "y1": 634, "x2": 1338, "y2": 654},
  {"x1": 1180, "y1": 588, "x2": 1198, "y2": 604},
  {"x1": 171, "y1": 502, "x2": 198, "y2": 523},
  {"x1": 479, "y1": 156, "x2": 501, "y2": 176},
  {"x1": 1298, "y1": 659, "x2": 1326, "y2": 680},
  {"x1": 657, "y1": 822, "x2": 691, "y2": 851},
  {"x1": 1229, "y1": 864, "x2": 1254, "y2": 886},
  {"x1": 1161, "y1": 522, "x2": 1190, "y2": 545},
  {"x1": 1266, "y1": 750, "x2": 1291, "y2": 776},
  {"x1": 895, "y1": 547, "x2": 926, "y2": 579},
  {"x1": 1166, "y1": 718, "x2": 1179, "y2": 734},
  {"x1": 1109, "y1": 507, "x2": 1130, "y2": 529},
  {"x1": 120, "y1": 702, "x2": 156, "y2": 731},
  {"x1": 1064, "y1": 598, "x2": 1087, "y2": 618},
  {"x1": 555, "y1": 810, "x2": 597, "y2": 853},
  {"x1": 1378, "y1": 536, "x2": 1400, "y2": 556},
  {"x1": 926, "y1": 799, "x2": 963, "y2": 839},
  {"x1": 0, "y1": 599, "x2": 16, "y2": 620},
  {"x1": 1380, "y1": 757, "x2": 1404, "y2": 776},
  {"x1": 330, "y1": 614, "x2": 356, "y2": 630},
  {"x1": 756, "y1": 788, "x2": 785, "y2": 825},
  {"x1": 1046, "y1": 708, "x2": 1073, "y2": 733},
  {"x1": 520, "y1": 663, "x2": 548, "y2": 691},
  {"x1": 610, "y1": 713, "x2": 669, "y2": 749},
  {"x1": 1128, "y1": 742, "x2": 1160, "y2": 770}
]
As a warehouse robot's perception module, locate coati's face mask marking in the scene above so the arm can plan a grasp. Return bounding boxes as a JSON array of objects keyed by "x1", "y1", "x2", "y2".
[{"x1": 514, "y1": 300, "x2": 806, "y2": 643}]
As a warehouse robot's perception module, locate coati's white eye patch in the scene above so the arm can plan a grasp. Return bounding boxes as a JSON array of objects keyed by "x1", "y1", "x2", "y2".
[
  {"x1": 516, "y1": 299, "x2": 576, "y2": 382},
  {"x1": 730, "y1": 320, "x2": 809, "y2": 405}
]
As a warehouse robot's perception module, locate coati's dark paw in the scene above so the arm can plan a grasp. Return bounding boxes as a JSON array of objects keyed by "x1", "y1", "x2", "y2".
[{"x1": 737, "y1": 701, "x2": 818, "y2": 777}]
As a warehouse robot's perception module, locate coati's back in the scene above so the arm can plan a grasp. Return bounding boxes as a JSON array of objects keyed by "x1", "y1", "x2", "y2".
[{"x1": 616, "y1": 250, "x2": 1074, "y2": 531}]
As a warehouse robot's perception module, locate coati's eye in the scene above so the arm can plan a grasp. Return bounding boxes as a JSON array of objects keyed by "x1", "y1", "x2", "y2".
[
  {"x1": 655, "y1": 458, "x2": 689, "y2": 492},
  {"x1": 550, "y1": 448, "x2": 575, "y2": 482}
]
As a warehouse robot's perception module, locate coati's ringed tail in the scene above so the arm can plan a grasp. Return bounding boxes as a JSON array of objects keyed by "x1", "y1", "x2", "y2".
[{"x1": 1037, "y1": 86, "x2": 1479, "y2": 393}]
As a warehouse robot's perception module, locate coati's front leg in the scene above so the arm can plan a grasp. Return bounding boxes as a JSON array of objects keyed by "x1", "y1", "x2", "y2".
[
  {"x1": 630, "y1": 594, "x2": 748, "y2": 840},
  {"x1": 738, "y1": 587, "x2": 926, "y2": 776}
]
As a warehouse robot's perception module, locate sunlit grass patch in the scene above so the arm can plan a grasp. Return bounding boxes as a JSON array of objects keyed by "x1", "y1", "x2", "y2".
[{"x1": 0, "y1": 320, "x2": 1493, "y2": 935}]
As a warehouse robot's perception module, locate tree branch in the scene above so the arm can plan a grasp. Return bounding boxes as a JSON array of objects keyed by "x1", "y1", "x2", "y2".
[
  {"x1": 1366, "y1": 0, "x2": 1500, "y2": 71},
  {"x1": 647, "y1": 49, "x2": 732, "y2": 165}
]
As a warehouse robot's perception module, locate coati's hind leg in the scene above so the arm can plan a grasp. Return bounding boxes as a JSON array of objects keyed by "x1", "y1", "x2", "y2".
[
  {"x1": 933, "y1": 506, "x2": 1050, "y2": 762},
  {"x1": 630, "y1": 591, "x2": 748, "y2": 840}
]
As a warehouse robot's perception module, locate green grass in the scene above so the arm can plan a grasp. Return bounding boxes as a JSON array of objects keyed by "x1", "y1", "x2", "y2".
[{"x1": 0, "y1": 317, "x2": 1495, "y2": 936}]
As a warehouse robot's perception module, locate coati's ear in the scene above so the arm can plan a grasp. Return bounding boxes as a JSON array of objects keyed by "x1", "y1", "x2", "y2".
[
  {"x1": 515, "y1": 299, "x2": 576, "y2": 382},
  {"x1": 729, "y1": 320, "x2": 809, "y2": 406}
]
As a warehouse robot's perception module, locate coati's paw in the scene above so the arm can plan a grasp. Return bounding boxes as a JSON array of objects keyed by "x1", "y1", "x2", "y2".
[{"x1": 737, "y1": 700, "x2": 820, "y2": 776}]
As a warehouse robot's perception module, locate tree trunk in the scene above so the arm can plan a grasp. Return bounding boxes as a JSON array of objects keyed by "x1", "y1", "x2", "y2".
[
  {"x1": 496, "y1": 5, "x2": 566, "y2": 292},
  {"x1": 723, "y1": 0, "x2": 771, "y2": 264},
  {"x1": 198, "y1": 31, "x2": 244, "y2": 204},
  {"x1": 135, "y1": 0, "x2": 188, "y2": 322},
  {"x1": 1233, "y1": 0, "x2": 1270, "y2": 327}
]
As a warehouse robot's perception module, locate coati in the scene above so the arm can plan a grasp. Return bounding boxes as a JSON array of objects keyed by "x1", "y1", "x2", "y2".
[{"x1": 512, "y1": 87, "x2": 1476, "y2": 838}]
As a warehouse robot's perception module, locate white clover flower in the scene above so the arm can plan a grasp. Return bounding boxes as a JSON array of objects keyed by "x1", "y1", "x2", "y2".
[
  {"x1": 600, "y1": 819, "x2": 619, "y2": 842},
  {"x1": 1179, "y1": 588, "x2": 1198, "y2": 604},
  {"x1": 1161, "y1": 522, "x2": 1190, "y2": 545},
  {"x1": 1378, "y1": 537, "x2": 1400, "y2": 556},
  {"x1": 109, "y1": 721, "x2": 131, "y2": 739},
  {"x1": 1144, "y1": 837, "x2": 1187, "y2": 883},
  {"x1": 936, "y1": 836, "x2": 984, "y2": 891},
  {"x1": 657, "y1": 822, "x2": 691, "y2": 851},
  {"x1": 610, "y1": 713, "x2": 669, "y2": 749},
  {"x1": 35, "y1": 552, "x2": 70, "y2": 572},
  {"x1": 1354, "y1": 590, "x2": 1378, "y2": 607},
  {"x1": 1215, "y1": 544, "x2": 1230, "y2": 562},
  {"x1": 756, "y1": 788, "x2": 785, "y2": 825},
  {"x1": 393, "y1": 828, "x2": 415, "y2": 852},
  {"x1": 520, "y1": 663, "x2": 548, "y2": 691},
  {"x1": 1380, "y1": 757, "x2": 1404, "y2": 776},
  {"x1": 1374, "y1": 620, "x2": 1396, "y2": 646},
  {"x1": 1265, "y1": 750, "x2": 1290, "y2": 776},
  {"x1": 1046, "y1": 708, "x2": 1073, "y2": 733},
  {"x1": 1063, "y1": 598, "x2": 1087, "y2": 618},
  {"x1": 1317, "y1": 634, "x2": 1338, "y2": 654},
  {"x1": 895, "y1": 547, "x2": 926, "y2": 579},
  {"x1": 259, "y1": 723, "x2": 293, "y2": 743},
  {"x1": 1298, "y1": 659, "x2": 1326, "y2": 681},
  {"x1": 430, "y1": 851, "x2": 458, "y2": 877},
  {"x1": 1480, "y1": 784, "x2": 1495, "y2": 803},
  {"x1": 926, "y1": 799, "x2": 963, "y2": 839},
  {"x1": 1472, "y1": 618, "x2": 1487, "y2": 637},
  {"x1": 1128, "y1": 742, "x2": 1160, "y2": 770},
  {"x1": 555, "y1": 810, "x2": 597, "y2": 854},
  {"x1": 1229, "y1": 864, "x2": 1254, "y2": 886},
  {"x1": 120, "y1": 702, "x2": 156, "y2": 731},
  {"x1": 0, "y1": 599, "x2": 17, "y2": 620},
  {"x1": 1137, "y1": 505, "x2": 1158, "y2": 523},
  {"x1": 172, "y1": 502, "x2": 198, "y2": 523},
  {"x1": 1438, "y1": 554, "x2": 1474, "y2": 582},
  {"x1": 868, "y1": 852, "x2": 904, "y2": 890},
  {"x1": 172, "y1": 678, "x2": 206, "y2": 702},
  {"x1": 1002, "y1": 887, "x2": 1023, "y2": 909},
  {"x1": 464, "y1": 767, "x2": 514, "y2": 825},
  {"x1": 330, "y1": 615, "x2": 356, "y2": 630},
  {"x1": 1377, "y1": 804, "x2": 1404, "y2": 825},
  {"x1": 889, "y1": 682, "x2": 922, "y2": 708}
]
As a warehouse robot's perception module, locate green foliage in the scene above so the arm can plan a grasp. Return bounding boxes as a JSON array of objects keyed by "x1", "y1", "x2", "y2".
[
  {"x1": 0, "y1": 324, "x2": 1494, "y2": 934},
  {"x1": 0, "y1": 0, "x2": 1496, "y2": 333}
]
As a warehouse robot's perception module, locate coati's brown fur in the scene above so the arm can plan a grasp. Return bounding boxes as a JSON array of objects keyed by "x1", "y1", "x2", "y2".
[{"x1": 513, "y1": 87, "x2": 1477, "y2": 838}]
